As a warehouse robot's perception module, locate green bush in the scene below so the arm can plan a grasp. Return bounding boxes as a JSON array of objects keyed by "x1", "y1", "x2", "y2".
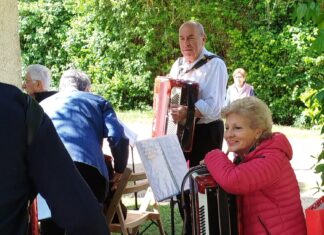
[
  {"x1": 19, "y1": 0, "x2": 322, "y2": 126},
  {"x1": 19, "y1": 0, "x2": 72, "y2": 86},
  {"x1": 227, "y1": 24, "x2": 321, "y2": 125}
]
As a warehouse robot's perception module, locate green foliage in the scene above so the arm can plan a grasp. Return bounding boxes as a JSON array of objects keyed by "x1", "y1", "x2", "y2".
[
  {"x1": 19, "y1": 0, "x2": 73, "y2": 86},
  {"x1": 18, "y1": 0, "x2": 323, "y2": 123},
  {"x1": 293, "y1": 0, "x2": 324, "y2": 52},
  {"x1": 292, "y1": 0, "x2": 324, "y2": 193},
  {"x1": 313, "y1": 147, "x2": 324, "y2": 194},
  {"x1": 228, "y1": 23, "x2": 321, "y2": 125}
]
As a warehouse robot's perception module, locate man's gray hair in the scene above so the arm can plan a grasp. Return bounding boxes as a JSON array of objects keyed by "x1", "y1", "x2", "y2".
[
  {"x1": 180, "y1": 20, "x2": 206, "y2": 36},
  {"x1": 59, "y1": 69, "x2": 91, "y2": 92},
  {"x1": 26, "y1": 64, "x2": 51, "y2": 90}
]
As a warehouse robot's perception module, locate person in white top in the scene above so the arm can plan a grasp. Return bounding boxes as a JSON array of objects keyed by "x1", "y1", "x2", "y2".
[
  {"x1": 168, "y1": 20, "x2": 228, "y2": 235},
  {"x1": 169, "y1": 21, "x2": 228, "y2": 167}
]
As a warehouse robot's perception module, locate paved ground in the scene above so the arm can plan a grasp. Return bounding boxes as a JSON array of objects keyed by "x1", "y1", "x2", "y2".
[{"x1": 104, "y1": 122, "x2": 323, "y2": 210}]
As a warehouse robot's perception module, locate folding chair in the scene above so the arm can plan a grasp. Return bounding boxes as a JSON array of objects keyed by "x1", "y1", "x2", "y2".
[{"x1": 106, "y1": 170, "x2": 165, "y2": 235}]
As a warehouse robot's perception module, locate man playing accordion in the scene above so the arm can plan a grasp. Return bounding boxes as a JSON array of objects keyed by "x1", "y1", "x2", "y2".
[{"x1": 168, "y1": 20, "x2": 228, "y2": 235}]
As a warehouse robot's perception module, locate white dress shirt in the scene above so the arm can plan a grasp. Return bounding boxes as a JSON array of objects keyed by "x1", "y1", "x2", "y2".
[{"x1": 169, "y1": 48, "x2": 228, "y2": 124}]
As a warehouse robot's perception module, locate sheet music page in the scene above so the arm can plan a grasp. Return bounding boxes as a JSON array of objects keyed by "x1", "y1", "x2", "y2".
[
  {"x1": 157, "y1": 135, "x2": 189, "y2": 191},
  {"x1": 135, "y1": 134, "x2": 189, "y2": 201}
]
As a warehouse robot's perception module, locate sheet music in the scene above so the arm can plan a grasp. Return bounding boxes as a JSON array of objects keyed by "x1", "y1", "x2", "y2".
[{"x1": 135, "y1": 134, "x2": 189, "y2": 201}]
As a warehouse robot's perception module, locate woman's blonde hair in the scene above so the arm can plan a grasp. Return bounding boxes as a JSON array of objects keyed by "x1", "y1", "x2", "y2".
[
  {"x1": 221, "y1": 97, "x2": 273, "y2": 142},
  {"x1": 233, "y1": 68, "x2": 247, "y2": 78}
]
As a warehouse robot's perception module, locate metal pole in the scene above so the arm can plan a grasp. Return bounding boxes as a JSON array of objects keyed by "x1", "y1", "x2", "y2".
[
  {"x1": 130, "y1": 146, "x2": 139, "y2": 209},
  {"x1": 170, "y1": 197, "x2": 175, "y2": 235}
]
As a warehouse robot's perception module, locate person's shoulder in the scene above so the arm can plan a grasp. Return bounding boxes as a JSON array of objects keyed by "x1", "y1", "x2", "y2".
[
  {"x1": 227, "y1": 84, "x2": 236, "y2": 90},
  {"x1": 0, "y1": 82, "x2": 28, "y2": 107},
  {"x1": 271, "y1": 132, "x2": 289, "y2": 143},
  {"x1": 40, "y1": 91, "x2": 60, "y2": 104},
  {"x1": 0, "y1": 82, "x2": 22, "y2": 95},
  {"x1": 81, "y1": 91, "x2": 106, "y2": 101},
  {"x1": 259, "y1": 132, "x2": 293, "y2": 159},
  {"x1": 210, "y1": 55, "x2": 226, "y2": 66},
  {"x1": 171, "y1": 57, "x2": 182, "y2": 66},
  {"x1": 53, "y1": 91, "x2": 107, "y2": 104},
  {"x1": 203, "y1": 51, "x2": 226, "y2": 67},
  {"x1": 34, "y1": 91, "x2": 57, "y2": 102},
  {"x1": 74, "y1": 91, "x2": 112, "y2": 107}
]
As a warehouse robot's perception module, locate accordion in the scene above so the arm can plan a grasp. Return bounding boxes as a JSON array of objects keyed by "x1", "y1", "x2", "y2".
[
  {"x1": 190, "y1": 170, "x2": 239, "y2": 235},
  {"x1": 152, "y1": 76, "x2": 199, "y2": 152}
]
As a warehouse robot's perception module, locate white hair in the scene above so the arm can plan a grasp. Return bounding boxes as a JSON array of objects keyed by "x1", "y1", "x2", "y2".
[
  {"x1": 180, "y1": 20, "x2": 206, "y2": 36},
  {"x1": 26, "y1": 64, "x2": 51, "y2": 90},
  {"x1": 59, "y1": 69, "x2": 91, "y2": 92}
]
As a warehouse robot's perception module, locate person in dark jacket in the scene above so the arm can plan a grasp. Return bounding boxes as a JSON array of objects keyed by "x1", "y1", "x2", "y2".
[
  {"x1": 204, "y1": 96, "x2": 306, "y2": 235},
  {"x1": 0, "y1": 82, "x2": 109, "y2": 235}
]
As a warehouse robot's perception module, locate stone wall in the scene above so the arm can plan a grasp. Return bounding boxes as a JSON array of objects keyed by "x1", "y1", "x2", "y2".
[{"x1": 0, "y1": 0, "x2": 21, "y2": 88}]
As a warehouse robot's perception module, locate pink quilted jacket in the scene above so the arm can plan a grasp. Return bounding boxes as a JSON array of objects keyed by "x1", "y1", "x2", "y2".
[{"x1": 205, "y1": 132, "x2": 307, "y2": 235}]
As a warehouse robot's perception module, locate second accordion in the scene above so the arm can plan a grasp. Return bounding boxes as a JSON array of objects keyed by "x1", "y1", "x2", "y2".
[
  {"x1": 190, "y1": 170, "x2": 240, "y2": 235},
  {"x1": 152, "y1": 76, "x2": 199, "y2": 152}
]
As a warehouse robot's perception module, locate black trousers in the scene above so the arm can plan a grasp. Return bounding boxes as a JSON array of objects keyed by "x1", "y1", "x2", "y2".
[
  {"x1": 179, "y1": 119, "x2": 224, "y2": 235},
  {"x1": 40, "y1": 162, "x2": 107, "y2": 235},
  {"x1": 185, "y1": 119, "x2": 224, "y2": 167}
]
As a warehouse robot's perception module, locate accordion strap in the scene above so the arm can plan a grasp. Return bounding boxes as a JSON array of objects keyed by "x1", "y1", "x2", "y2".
[{"x1": 178, "y1": 54, "x2": 220, "y2": 75}]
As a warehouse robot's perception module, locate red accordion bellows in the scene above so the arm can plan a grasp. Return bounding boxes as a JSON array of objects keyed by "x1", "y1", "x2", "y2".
[{"x1": 152, "y1": 76, "x2": 199, "y2": 152}]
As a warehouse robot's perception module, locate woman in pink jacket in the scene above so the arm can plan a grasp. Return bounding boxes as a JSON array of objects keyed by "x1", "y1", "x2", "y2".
[{"x1": 204, "y1": 97, "x2": 306, "y2": 235}]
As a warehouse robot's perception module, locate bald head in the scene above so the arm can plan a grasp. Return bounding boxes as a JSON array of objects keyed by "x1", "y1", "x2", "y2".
[
  {"x1": 179, "y1": 21, "x2": 206, "y2": 37},
  {"x1": 178, "y1": 21, "x2": 206, "y2": 63}
]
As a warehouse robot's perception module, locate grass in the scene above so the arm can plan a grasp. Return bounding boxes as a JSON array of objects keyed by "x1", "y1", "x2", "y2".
[
  {"x1": 140, "y1": 202, "x2": 183, "y2": 235},
  {"x1": 117, "y1": 109, "x2": 322, "y2": 140},
  {"x1": 117, "y1": 110, "x2": 154, "y2": 124},
  {"x1": 273, "y1": 125, "x2": 321, "y2": 139},
  {"x1": 111, "y1": 197, "x2": 183, "y2": 235}
]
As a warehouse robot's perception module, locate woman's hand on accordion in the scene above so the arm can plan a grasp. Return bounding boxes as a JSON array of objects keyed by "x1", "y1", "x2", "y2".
[{"x1": 170, "y1": 104, "x2": 187, "y2": 123}]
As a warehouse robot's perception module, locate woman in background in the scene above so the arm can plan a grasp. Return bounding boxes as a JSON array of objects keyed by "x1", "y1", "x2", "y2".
[
  {"x1": 204, "y1": 97, "x2": 306, "y2": 235},
  {"x1": 225, "y1": 68, "x2": 254, "y2": 106}
]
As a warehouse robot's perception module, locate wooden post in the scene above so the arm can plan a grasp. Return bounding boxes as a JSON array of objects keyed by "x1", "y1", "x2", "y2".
[{"x1": 0, "y1": 0, "x2": 22, "y2": 87}]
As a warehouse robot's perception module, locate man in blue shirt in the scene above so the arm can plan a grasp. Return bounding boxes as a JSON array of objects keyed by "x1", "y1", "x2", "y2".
[
  {"x1": 0, "y1": 82, "x2": 109, "y2": 234},
  {"x1": 39, "y1": 69, "x2": 129, "y2": 234}
]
